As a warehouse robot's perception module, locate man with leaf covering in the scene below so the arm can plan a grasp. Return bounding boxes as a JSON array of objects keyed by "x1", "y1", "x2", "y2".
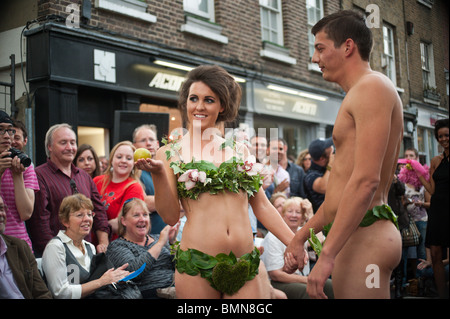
[{"x1": 284, "y1": 11, "x2": 403, "y2": 299}]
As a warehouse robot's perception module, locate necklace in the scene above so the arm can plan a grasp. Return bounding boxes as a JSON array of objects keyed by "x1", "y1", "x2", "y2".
[{"x1": 121, "y1": 234, "x2": 150, "y2": 247}]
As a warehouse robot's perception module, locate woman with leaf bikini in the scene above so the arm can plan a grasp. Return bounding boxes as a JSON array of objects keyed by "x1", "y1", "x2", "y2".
[{"x1": 135, "y1": 65, "x2": 295, "y2": 298}]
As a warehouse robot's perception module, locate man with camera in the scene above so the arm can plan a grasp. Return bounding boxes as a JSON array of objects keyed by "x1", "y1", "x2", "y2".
[{"x1": 0, "y1": 111, "x2": 38, "y2": 250}]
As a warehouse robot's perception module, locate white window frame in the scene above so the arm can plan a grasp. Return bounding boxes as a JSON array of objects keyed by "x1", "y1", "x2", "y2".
[
  {"x1": 306, "y1": 0, "x2": 324, "y2": 72},
  {"x1": 183, "y1": 0, "x2": 215, "y2": 22},
  {"x1": 94, "y1": 0, "x2": 156, "y2": 23},
  {"x1": 259, "y1": 0, "x2": 296, "y2": 64},
  {"x1": 259, "y1": 0, "x2": 283, "y2": 46},
  {"x1": 180, "y1": 0, "x2": 228, "y2": 44},
  {"x1": 382, "y1": 24, "x2": 397, "y2": 86},
  {"x1": 421, "y1": 42, "x2": 436, "y2": 89}
]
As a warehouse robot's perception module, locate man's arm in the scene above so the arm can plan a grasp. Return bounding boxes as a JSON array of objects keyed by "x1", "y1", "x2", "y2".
[
  {"x1": 28, "y1": 175, "x2": 53, "y2": 255},
  {"x1": 320, "y1": 77, "x2": 394, "y2": 262},
  {"x1": 12, "y1": 159, "x2": 36, "y2": 221},
  {"x1": 89, "y1": 177, "x2": 110, "y2": 250}
]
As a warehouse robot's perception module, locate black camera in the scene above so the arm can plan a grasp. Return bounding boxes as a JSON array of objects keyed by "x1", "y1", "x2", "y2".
[{"x1": 7, "y1": 148, "x2": 32, "y2": 167}]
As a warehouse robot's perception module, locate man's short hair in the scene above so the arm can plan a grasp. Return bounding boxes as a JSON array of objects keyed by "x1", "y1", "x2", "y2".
[
  {"x1": 132, "y1": 124, "x2": 158, "y2": 143},
  {"x1": 311, "y1": 10, "x2": 373, "y2": 61}
]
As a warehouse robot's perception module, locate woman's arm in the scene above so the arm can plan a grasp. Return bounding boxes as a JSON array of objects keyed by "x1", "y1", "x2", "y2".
[
  {"x1": 415, "y1": 156, "x2": 439, "y2": 195},
  {"x1": 135, "y1": 146, "x2": 180, "y2": 226},
  {"x1": 249, "y1": 189, "x2": 294, "y2": 246},
  {"x1": 268, "y1": 269, "x2": 308, "y2": 284}
]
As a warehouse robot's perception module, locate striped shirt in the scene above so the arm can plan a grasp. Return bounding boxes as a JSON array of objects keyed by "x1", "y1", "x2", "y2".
[
  {"x1": 0, "y1": 165, "x2": 39, "y2": 250},
  {"x1": 26, "y1": 159, "x2": 110, "y2": 256}
]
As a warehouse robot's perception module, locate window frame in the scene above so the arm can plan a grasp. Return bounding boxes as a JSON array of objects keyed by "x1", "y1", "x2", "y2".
[
  {"x1": 306, "y1": 0, "x2": 324, "y2": 72},
  {"x1": 259, "y1": 0, "x2": 284, "y2": 46},
  {"x1": 183, "y1": 0, "x2": 215, "y2": 22},
  {"x1": 382, "y1": 24, "x2": 397, "y2": 86}
]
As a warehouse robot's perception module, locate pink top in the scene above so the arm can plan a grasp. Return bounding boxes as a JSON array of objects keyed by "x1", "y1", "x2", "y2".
[{"x1": 0, "y1": 165, "x2": 39, "y2": 250}]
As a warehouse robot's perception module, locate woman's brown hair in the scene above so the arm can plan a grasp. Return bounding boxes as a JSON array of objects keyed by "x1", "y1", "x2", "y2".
[{"x1": 178, "y1": 65, "x2": 242, "y2": 125}]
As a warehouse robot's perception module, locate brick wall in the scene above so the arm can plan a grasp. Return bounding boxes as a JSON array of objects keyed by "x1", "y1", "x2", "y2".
[
  {"x1": 35, "y1": 0, "x2": 343, "y2": 93},
  {"x1": 404, "y1": 0, "x2": 448, "y2": 109}
]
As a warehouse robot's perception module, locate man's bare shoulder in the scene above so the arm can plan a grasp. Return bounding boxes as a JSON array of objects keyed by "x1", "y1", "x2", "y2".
[
  {"x1": 353, "y1": 71, "x2": 397, "y2": 94},
  {"x1": 345, "y1": 71, "x2": 401, "y2": 112}
]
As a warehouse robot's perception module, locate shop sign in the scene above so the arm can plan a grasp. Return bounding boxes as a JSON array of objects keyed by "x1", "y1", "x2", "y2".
[
  {"x1": 253, "y1": 82, "x2": 340, "y2": 124},
  {"x1": 149, "y1": 72, "x2": 186, "y2": 91},
  {"x1": 292, "y1": 101, "x2": 317, "y2": 116}
]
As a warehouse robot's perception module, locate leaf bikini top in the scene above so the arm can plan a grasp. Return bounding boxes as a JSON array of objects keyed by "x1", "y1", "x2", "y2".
[{"x1": 164, "y1": 138, "x2": 263, "y2": 200}]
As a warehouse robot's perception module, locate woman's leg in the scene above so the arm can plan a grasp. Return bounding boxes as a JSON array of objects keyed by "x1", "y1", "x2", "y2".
[
  {"x1": 430, "y1": 245, "x2": 448, "y2": 298},
  {"x1": 174, "y1": 270, "x2": 221, "y2": 299}
]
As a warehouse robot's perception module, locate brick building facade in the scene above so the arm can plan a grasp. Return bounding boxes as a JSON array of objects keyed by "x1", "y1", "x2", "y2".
[{"x1": 0, "y1": 0, "x2": 448, "y2": 165}]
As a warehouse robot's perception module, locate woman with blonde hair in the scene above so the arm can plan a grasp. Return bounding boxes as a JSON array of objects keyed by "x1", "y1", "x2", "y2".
[
  {"x1": 106, "y1": 198, "x2": 178, "y2": 298},
  {"x1": 94, "y1": 141, "x2": 144, "y2": 239}
]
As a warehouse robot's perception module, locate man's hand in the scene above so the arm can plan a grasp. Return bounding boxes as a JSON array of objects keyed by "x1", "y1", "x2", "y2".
[
  {"x1": 305, "y1": 253, "x2": 334, "y2": 299},
  {"x1": 274, "y1": 178, "x2": 289, "y2": 193},
  {"x1": 10, "y1": 156, "x2": 26, "y2": 175},
  {"x1": 0, "y1": 150, "x2": 12, "y2": 176}
]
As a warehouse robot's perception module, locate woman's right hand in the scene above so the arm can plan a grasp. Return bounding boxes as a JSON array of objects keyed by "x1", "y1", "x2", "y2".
[
  {"x1": 135, "y1": 158, "x2": 164, "y2": 174},
  {"x1": 99, "y1": 263, "x2": 130, "y2": 286}
]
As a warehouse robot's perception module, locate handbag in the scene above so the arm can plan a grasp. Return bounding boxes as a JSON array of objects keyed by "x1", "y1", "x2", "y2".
[
  {"x1": 401, "y1": 214, "x2": 420, "y2": 247},
  {"x1": 86, "y1": 253, "x2": 142, "y2": 299}
]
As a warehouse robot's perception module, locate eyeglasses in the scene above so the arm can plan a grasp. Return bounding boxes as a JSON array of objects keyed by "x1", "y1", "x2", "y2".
[
  {"x1": 136, "y1": 138, "x2": 157, "y2": 144},
  {"x1": 0, "y1": 128, "x2": 16, "y2": 136},
  {"x1": 71, "y1": 211, "x2": 95, "y2": 219}
]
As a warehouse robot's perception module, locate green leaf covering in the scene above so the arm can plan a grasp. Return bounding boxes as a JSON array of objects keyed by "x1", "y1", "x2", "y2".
[
  {"x1": 171, "y1": 242, "x2": 260, "y2": 295},
  {"x1": 307, "y1": 228, "x2": 323, "y2": 257}
]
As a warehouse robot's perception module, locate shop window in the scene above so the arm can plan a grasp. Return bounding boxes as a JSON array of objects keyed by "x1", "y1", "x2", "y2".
[
  {"x1": 417, "y1": 126, "x2": 437, "y2": 165},
  {"x1": 77, "y1": 126, "x2": 110, "y2": 158},
  {"x1": 140, "y1": 104, "x2": 183, "y2": 139}
]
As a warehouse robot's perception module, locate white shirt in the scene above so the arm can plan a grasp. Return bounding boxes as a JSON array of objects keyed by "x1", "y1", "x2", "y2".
[
  {"x1": 42, "y1": 230, "x2": 96, "y2": 299},
  {"x1": 261, "y1": 227, "x2": 310, "y2": 279}
]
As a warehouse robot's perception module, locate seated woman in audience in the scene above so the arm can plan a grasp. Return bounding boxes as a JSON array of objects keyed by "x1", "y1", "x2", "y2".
[
  {"x1": 42, "y1": 194, "x2": 129, "y2": 299},
  {"x1": 106, "y1": 198, "x2": 178, "y2": 299},
  {"x1": 270, "y1": 192, "x2": 288, "y2": 215},
  {"x1": 261, "y1": 196, "x2": 332, "y2": 299},
  {"x1": 94, "y1": 141, "x2": 145, "y2": 239},
  {"x1": 74, "y1": 144, "x2": 101, "y2": 179}
]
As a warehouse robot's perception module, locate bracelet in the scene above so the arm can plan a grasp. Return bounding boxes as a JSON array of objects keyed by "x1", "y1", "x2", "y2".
[{"x1": 326, "y1": 165, "x2": 332, "y2": 171}]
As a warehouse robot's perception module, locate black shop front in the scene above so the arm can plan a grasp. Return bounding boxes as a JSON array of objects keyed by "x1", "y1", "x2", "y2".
[{"x1": 25, "y1": 22, "x2": 247, "y2": 165}]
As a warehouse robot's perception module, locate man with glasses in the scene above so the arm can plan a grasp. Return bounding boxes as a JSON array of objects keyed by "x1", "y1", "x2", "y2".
[
  {"x1": 0, "y1": 111, "x2": 38, "y2": 250},
  {"x1": 27, "y1": 123, "x2": 110, "y2": 257}
]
